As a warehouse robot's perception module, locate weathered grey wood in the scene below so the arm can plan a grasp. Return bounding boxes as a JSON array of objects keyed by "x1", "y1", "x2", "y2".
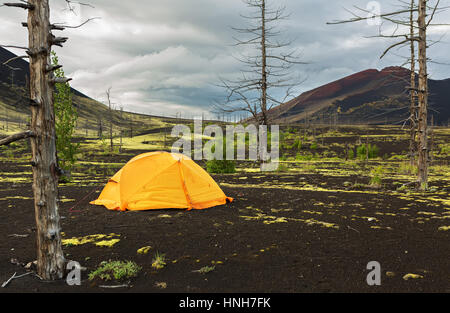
[
  {"x1": 27, "y1": 0, "x2": 65, "y2": 280},
  {"x1": 46, "y1": 64, "x2": 63, "y2": 73},
  {"x1": 417, "y1": 0, "x2": 428, "y2": 190},
  {"x1": 4, "y1": 2, "x2": 35, "y2": 10},
  {"x1": 106, "y1": 88, "x2": 113, "y2": 151},
  {"x1": 51, "y1": 77, "x2": 72, "y2": 84},
  {"x1": 260, "y1": 0, "x2": 268, "y2": 126},
  {"x1": 409, "y1": 0, "x2": 417, "y2": 169},
  {"x1": 0, "y1": 130, "x2": 34, "y2": 146}
]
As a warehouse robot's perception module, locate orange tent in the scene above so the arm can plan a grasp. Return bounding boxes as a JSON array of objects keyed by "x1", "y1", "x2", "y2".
[{"x1": 90, "y1": 152, "x2": 233, "y2": 211}]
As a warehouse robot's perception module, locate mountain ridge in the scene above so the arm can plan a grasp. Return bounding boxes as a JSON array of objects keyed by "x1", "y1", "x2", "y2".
[
  {"x1": 268, "y1": 66, "x2": 450, "y2": 125},
  {"x1": 0, "y1": 47, "x2": 150, "y2": 133}
]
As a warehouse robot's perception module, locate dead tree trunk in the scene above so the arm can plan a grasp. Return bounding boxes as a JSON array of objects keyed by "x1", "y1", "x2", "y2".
[
  {"x1": 0, "y1": 0, "x2": 92, "y2": 279},
  {"x1": 119, "y1": 107, "x2": 123, "y2": 153},
  {"x1": 417, "y1": 0, "x2": 428, "y2": 190},
  {"x1": 0, "y1": 130, "x2": 34, "y2": 146},
  {"x1": 217, "y1": 0, "x2": 303, "y2": 126},
  {"x1": 5, "y1": 105, "x2": 8, "y2": 132},
  {"x1": 98, "y1": 118, "x2": 103, "y2": 139},
  {"x1": 260, "y1": 0, "x2": 268, "y2": 125},
  {"x1": 409, "y1": 0, "x2": 417, "y2": 169},
  {"x1": 163, "y1": 127, "x2": 167, "y2": 149},
  {"x1": 28, "y1": 0, "x2": 65, "y2": 280},
  {"x1": 129, "y1": 112, "x2": 133, "y2": 138},
  {"x1": 429, "y1": 115, "x2": 434, "y2": 164},
  {"x1": 106, "y1": 88, "x2": 113, "y2": 152},
  {"x1": 327, "y1": 0, "x2": 443, "y2": 190}
]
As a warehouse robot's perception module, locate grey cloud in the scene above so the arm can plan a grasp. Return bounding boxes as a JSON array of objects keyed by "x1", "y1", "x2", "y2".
[{"x1": 0, "y1": 0, "x2": 448, "y2": 118}]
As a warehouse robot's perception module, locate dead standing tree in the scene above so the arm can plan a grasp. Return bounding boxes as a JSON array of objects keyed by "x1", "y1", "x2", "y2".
[
  {"x1": 217, "y1": 0, "x2": 305, "y2": 126},
  {"x1": 0, "y1": 0, "x2": 67, "y2": 280},
  {"x1": 409, "y1": 0, "x2": 418, "y2": 169},
  {"x1": 0, "y1": 0, "x2": 95, "y2": 280},
  {"x1": 98, "y1": 117, "x2": 103, "y2": 139},
  {"x1": 328, "y1": 0, "x2": 446, "y2": 190},
  {"x1": 366, "y1": 1, "x2": 419, "y2": 169},
  {"x1": 106, "y1": 87, "x2": 114, "y2": 152}
]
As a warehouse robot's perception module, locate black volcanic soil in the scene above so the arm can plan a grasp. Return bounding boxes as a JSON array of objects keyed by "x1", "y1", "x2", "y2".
[
  {"x1": 0, "y1": 127, "x2": 449, "y2": 293},
  {"x1": 1, "y1": 173, "x2": 449, "y2": 293}
]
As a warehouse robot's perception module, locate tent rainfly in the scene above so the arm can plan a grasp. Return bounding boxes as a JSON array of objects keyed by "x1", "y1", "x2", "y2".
[{"x1": 91, "y1": 152, "x2": 233, "y2": 211}]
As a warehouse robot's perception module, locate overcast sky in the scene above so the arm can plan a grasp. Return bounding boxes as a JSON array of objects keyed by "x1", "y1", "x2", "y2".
[{"x1": 1, "y1": 0, "x2": 449, "y2": 118}]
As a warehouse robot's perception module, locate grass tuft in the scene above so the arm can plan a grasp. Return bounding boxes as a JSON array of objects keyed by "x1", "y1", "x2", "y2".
[{"x1": 152, "y1": 252, "x2": 167, "y2": 270}]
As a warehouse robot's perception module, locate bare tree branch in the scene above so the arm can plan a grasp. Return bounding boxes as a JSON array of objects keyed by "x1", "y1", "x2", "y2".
[
  {"x1": 0, "y1": 131, "x2": 34, "y2": 146},
  {"x1": 3, "y1": 2, "x2": 34, "y2": 10},
  {"x1": 0, "y1": 44, "x2": 28, "y2": 50},
  {"x1": 216, "y1": 0, "x2": 305, "y2": 125},
  {"x1": 51, "y1": 17, "x2": 101, "y2": 30},
  {"x1": 327, "y1": 7, "x2": 417, "y2": 25}
]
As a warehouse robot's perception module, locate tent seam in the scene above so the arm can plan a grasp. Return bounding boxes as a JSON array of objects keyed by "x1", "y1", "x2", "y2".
[{"x1": 177, "y1": 160, "x2": 192, "y2": 210}]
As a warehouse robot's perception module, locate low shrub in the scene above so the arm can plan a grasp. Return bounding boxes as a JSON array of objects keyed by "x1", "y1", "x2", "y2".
[
  {"x1": 88, "y1": 260, "x2": 141, "y2": 282},
  {"x1": 206, "y1": 159, "x2": 236, "y2": 174},
  {"x1": 357, "y1": 144, "x2": 379, "y2": 160},
  {"x1": 152, "y1": 252, "x2": 167, "y2": 270},
  {"x1": 369, "y1": 166, "x2": 385, "y2": 187},
  {"x1": 205, "y1": 137, "x2": 236, "y2": 174}
]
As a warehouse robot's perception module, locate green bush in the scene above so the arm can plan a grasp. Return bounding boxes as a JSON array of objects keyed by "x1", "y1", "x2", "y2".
[
  {"x1": 88, "y1": 260, "x2": 141, "y2": 282},
  {"x1": 370, "y1": 145, "x2": 380, "y2": 158},
  {"x1": 356, "y1": 145, "x2": 366, "y2": 159},
  {"x1": 356, "y1": 144, "x2": 379, "y2": 160},
  {"x1": 206, "y1": 138, "x2": 236, "y2": 174},
  {"x1": 206, "y1": 159, "x2": 236, "y2": 174},
  {"x1": 52, "y1": 51, "x2": 79, "y2": 180},
  {"x1": 310, "y1": 141, "x2": 318, "y2": 150}
]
